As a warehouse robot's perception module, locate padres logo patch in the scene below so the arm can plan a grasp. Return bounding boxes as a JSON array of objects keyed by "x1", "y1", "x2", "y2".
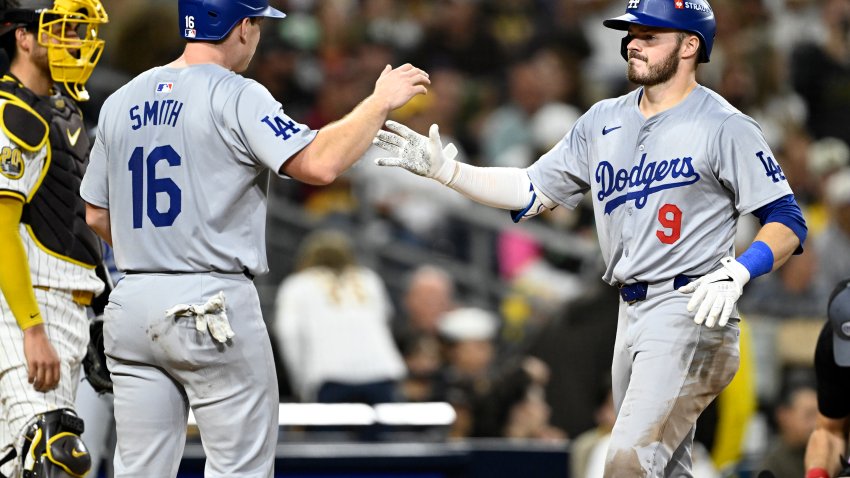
[{"x1": 0, "y1": 146, "x2": 24, "y2": 179}]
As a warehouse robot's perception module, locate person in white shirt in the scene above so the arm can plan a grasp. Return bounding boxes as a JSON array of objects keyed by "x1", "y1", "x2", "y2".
[{"x1": 274, "y1": 230, "x2": 406, "y2": 405}]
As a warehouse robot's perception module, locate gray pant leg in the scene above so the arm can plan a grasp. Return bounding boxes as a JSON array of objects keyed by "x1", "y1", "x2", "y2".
[
  {"x1": 605, "y1": 292, "x2": 739, "y2": 478},
  {"x1": 164, "y1": 276, "x2": 278, "y2": 478}
]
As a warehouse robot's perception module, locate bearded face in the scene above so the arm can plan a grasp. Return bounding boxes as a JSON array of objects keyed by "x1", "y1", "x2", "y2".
[{"x1": 626, "y1": 34, "x2": 684, "y2": 86}]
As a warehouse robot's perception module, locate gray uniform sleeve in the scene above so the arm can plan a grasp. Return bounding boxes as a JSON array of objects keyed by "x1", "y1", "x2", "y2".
[
  {"x1": 80, "y1": 114, "x2": 109, "y2": 208},
  {"x1": 526, "y1": 111, "x2": 593, "y2": 209},
  {"x1": 228, "y1": 81, "x2": 317, "y2": 175},
  {"x1": 712, "y1": 114, "x2": 793, "y2": 215}
]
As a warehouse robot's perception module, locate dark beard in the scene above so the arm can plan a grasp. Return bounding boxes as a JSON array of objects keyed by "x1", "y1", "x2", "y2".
[{"x1": 627, "y1": 46, "x2": 681, "y2": 86}]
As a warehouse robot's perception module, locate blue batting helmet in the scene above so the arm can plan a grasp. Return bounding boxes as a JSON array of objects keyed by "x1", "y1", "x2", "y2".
[
  {"x1": 178, "y1": 0, "x2": 285, "y2": 41},
  {"x1": 603, "y1": 0, "x2": 716, "y2": 63}
]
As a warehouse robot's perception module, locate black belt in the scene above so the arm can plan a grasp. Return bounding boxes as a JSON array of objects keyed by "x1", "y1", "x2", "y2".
[
  {"x1": 618, "y1": 274, "x2": 693, "y2": 304},
  {"x1": 124, "y1": 270, "x2": 254, "y2": 280}
]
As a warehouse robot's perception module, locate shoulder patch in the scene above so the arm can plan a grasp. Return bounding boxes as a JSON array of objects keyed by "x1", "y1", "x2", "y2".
[
  {"x1": 0, "y1": 101, "x2": 48, "y2": 152},
  {"x1": 0, "y1": 145, "x2": 25, "y2": 179}
]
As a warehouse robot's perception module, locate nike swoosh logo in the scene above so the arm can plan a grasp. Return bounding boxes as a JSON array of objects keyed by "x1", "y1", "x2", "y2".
[
  {"x1": 29, "y1": 312, "x2": 39, "y2": 319},
  {"x1": 67, "y1": 127, "x2": 81, "y2": 146},
  {"x1": 602, "y1": 125, "x2": 622, "y2": 135},
  {"x1": 71, "y1": 448, "x2": 87, "y2": 458}
]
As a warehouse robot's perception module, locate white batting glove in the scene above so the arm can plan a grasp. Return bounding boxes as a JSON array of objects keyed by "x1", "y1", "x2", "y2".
[
  {"x1": 165, "y1": 291, "x2": 235, "y2": 344},
  {"x1": 677, "y1": 258, "x2": 750, "y2": 328},
  {"x1": 373, "y1": 121, "x2": 459, "y2": 185}
]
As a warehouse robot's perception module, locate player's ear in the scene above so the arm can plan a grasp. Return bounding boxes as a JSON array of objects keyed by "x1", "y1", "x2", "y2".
[
  {"x1": 238, "y1": 18, "x2": 251, "y2": 44},
  {"x1": 14, "y1": 27, "x2": 33, "y2": 56},
  {"x1": 681, "y1": 33, "x2": 700, "y2": 61}
]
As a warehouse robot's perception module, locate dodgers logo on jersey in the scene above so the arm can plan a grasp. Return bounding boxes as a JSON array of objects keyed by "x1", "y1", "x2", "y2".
[
  {"x1": 756, "y1": 151, "x2": 786, "y2": 183},
  {"x1": 262, "y1": 115, "x2": 301, "y2": 141},
  {"x1": 156, "y1": 82, "x2": 174, "y2": 94},
  {"x1": 0, "y1": 146, "x2": 24, "y2": 179},
  {"x1": 596, "y1": 153, "x2": 701, "y2": 214}
]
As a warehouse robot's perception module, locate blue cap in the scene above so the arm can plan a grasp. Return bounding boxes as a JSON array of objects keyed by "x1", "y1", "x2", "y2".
[{"x1": 178, "y1": 0, "x2": 286, "y2": 41}]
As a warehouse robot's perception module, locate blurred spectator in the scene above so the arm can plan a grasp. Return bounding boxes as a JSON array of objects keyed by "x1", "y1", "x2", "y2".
[
  {"x1": 759, "y1": 371, "x2": 819, "y2": 477},
  {"x1": 246, "y1": 35, "x2": 316, "y2": 120},
  {"x1": 274, "y1": 230, "x2": 405, "y2": 404},
  {"x1": 108, "y1": 3, "x2": 183, "y2": 77},
  {"x1": 397, "y1": 332, "x2": 445, "y2": 403},
  {"x1": 437, "y1": 307, "x2": 564, "y2": 440},
  {"x1": 790, "y1": 0, "x2": 850, "y2": 145},
  {"x1": 526, "y1": 280, "x2": 619, "y2": 438},
  {"x1": 360, "y1": 68, "x2": 470, "y2": 249},
  {"x1": 438, "y1": 307, "x2": 501, "y2": 438},
  {"x1": 478, "y1": 59, "x2": 549, "y2": 168},
  {"x1": 412, "y1": 0, "x2": 501, "y2": 77},
  {"x1": 806, "y1": 137, "x2": 850, "y2": 234},
  {"x1": 393, "y1": 265, "x2": 457, "y2": 402},
  {"x1": 739, "y1": 248, "x2": 825, "y2": 319},
  {"x1": 809, "y1": 138, "x2": 850, "y2": 181},
  {"x1": 766, "y1": 0, "x2": 823, "y2": 55},
  {"x1": 394, "y1": 265, "x2": 457, "y2": 341},
  {"x1": 497, "y1": 358, "x2": 566, "y2": 441},
  {"x1": 814, "y1": 168, "x2": 850, "y2": 297},
  {"x1": 569, "y1": 383, "x2": 616, "y2": 478}
]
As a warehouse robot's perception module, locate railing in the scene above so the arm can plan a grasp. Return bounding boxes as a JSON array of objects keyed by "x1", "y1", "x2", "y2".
[{"x1": 258, "y1": 179, "x2": 602, "y2": 316}]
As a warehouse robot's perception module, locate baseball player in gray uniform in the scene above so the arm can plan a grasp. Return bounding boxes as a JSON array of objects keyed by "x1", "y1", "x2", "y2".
[
  {"x1": 373, "y1": 0, "x2": 808, "y2": 476},
  {"x1": 79, "y1": 0, "x2": 429, "y2": 476}
]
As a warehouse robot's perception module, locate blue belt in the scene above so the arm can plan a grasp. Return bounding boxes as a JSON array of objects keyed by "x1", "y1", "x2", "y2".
[{"x1": 618, "y1": 274, "x2": 694, "y2": 304}]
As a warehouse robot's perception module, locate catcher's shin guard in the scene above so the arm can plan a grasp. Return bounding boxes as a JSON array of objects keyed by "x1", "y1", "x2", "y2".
[{"x1": 19, "y1": 409, "x2": 90, "y2": 478}]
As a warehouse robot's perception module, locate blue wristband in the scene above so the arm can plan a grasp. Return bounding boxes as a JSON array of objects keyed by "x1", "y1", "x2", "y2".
[{"x1": 736, "y1": 241, "x2": 774, "y2": 279}]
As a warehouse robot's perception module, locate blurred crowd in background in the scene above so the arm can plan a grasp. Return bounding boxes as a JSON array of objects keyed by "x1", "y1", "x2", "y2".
[{"x1": 79, "y1": 0, "x2": 850, "y2": 476}]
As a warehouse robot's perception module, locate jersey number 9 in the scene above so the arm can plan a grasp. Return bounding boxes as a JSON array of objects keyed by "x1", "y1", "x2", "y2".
[
  {"x1": 128, "y1": 145, "x2": 182, "y2": 229},
  {"x1": 656, "y1": 203, "x2": 681, "y2": 245}
]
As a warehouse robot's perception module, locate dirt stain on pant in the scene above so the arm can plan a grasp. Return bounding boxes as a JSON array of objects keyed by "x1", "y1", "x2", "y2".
[{"x1": 605, "y1": 325, "x2": 739, "y2": 477}]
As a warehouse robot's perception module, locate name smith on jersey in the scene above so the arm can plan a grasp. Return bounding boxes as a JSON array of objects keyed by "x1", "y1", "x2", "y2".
[{"x1": 129, "y1": 99, "x2": 185, "y2": 130}]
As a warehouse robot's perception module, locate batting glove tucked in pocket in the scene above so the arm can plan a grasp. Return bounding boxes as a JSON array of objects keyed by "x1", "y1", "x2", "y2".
[{"x1": 165, "y1": 291, "x2": 235, "y2": 343}]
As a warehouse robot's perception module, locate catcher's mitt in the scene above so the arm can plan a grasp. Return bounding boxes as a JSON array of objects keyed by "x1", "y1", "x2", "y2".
[{"x1": 82, "y1": 317, "x2": 112, "y2": 394}]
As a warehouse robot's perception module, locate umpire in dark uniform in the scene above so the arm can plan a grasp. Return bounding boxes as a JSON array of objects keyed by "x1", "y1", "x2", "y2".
[{"x1": 804, "y1": 278, "x2": 850, "y2": 478}]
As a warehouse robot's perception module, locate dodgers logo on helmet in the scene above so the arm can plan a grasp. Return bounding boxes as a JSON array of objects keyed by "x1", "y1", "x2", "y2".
[
  {"x1": 177, "y1": 0, "x2": 286, "y2": 41},
  {"x1": 603, "y1": 0, "x2": 716, "y2": 63}
]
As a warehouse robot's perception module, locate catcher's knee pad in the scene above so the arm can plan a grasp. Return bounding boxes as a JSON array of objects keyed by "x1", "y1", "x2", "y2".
[{"x1": 19, "y1": 409, "x2": 91, "y2": 478}]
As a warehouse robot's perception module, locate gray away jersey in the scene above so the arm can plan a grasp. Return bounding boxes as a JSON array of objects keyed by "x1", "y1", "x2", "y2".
[
  {"x1": 81, "y1": 64, "x2": 316, "y2": 276},
  {"x1": 527, "y1": 85, "x2": 793, "y2": 285}
]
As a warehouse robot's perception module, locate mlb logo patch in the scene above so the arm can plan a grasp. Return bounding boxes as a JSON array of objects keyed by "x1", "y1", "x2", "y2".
[
  {"x1": 674, "y1": 0, "x2": 684, "y2": 9},
  {"x1": 156, "y1": 82, "x2": 174, "y2": 94},
  {"x1": 185, "y1": 28, "x2": 196, "y2": 38}
]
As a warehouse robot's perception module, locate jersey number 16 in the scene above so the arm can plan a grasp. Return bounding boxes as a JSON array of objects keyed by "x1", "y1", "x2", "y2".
[{"x1": 128, "y1": 145, "x2": 182, "y2": 229}]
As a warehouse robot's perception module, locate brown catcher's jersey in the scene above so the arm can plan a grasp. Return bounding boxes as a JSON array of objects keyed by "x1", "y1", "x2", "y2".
[{"x1": 0, "y1": 76, "x2": 103, "y2": 294}]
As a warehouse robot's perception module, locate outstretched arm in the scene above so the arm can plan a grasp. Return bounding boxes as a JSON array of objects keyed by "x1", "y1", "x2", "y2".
[
  {"x1": 373, "y1": 121, "x2": 557, "y2": 220},
  {"x1": 281, "y1": 64, "x2": 430, "y2": 185}
]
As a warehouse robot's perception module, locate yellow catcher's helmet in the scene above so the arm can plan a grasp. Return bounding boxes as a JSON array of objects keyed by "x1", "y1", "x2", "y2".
[{"x1": 36, "y1": 0, "x2": 108, "y2": 101}]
